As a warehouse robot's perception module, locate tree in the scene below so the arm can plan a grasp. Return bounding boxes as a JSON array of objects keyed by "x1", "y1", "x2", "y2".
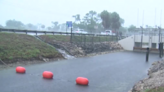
[
  {"x1": 72, "y1": 10, "x2": 123, "y2": 33},
  {"x1": 119, "y1": 27, "x2": 127, "y2": 36},
  {"x1": 26, "y1": 23, "x2": 37, "y2": 30},
  {"x1": 100, "y1": 10, "x2": 111, "y2": 30},
  {"x1": 52, "y1": 21, "x2": 58, "y2": 27},
  {"x1": 72, "y1": 11, "x2": 99, "y2": 33},
  {"x1": 47, "y1": 27, "x2": 52, "y2": 31},
  {"x1": 6, "y1": 19, "x2": 25, "y2": 29},
  {"x1": 119, "y1": 18, "x2": 124, "y2": 25},
  {"x1": 111, "y1": 12, "x2": 121, "y2": 31},
  {"x1": 51, "y1": 21, "x2": 60, "y2": 31},
  {"x1": 41, "y1": 25, "x2": 45, "y2": 29},
  {"x1": 128, "y1": 25, "x2": 136, "y2": 32},
  {"x1": 59, "y1": 23, "x2": 66, "y2": 31},
  {"x1": 0, "y1": 25, "x2": 3, "y2": 28},
  {"x1": 72, "y1": 14, "x2": 81, "y2": 23},
  {"x1": 87, "y1": 11, "x2": 97, "y2": 19},
  {"x1": 73, "y1": 22, "x2": 86, "y2": 30},
  {"x1": 83, "y1": 11, "x2": 98, "y2": 33}
]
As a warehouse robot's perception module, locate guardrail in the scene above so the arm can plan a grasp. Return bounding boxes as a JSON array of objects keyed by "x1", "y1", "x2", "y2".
[
  {"x1": 0, "y1": 28, "x2": 103, "y2": 36},
  {"x1": 0, "y1": 28, "x2": 127, "y2": 43},
  {"x1": 0, "y1": 28, "x2": 119, "y2": 36}
]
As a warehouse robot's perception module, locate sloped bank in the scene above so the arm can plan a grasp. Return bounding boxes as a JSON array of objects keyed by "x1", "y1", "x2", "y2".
[
  {"x1": 38, "y1": 35, "x2": 123, "y2": 57},
  {"x1": 129, "y1": 60, "x2": 164, "y2": 92},
  {"x1": 0, "y1": 33, "x2": 64, "y2": 65}
]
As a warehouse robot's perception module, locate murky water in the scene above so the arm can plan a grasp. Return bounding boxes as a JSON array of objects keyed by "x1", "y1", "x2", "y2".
[{"x1": 0, "y1": 52, "x2": 160, "y2": 92}]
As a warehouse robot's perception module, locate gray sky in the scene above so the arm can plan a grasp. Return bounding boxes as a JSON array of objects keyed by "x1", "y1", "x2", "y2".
[{"x1": 0, "y1": 0, "x2": 163, "y2": 28}]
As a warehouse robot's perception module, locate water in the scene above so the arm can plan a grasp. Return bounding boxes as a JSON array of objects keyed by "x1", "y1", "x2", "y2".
[
  {"x1": 34, "y1": 36, "x2": 74, "y2": 59},
  {"x1": 56, "y1": 49, "x2": 74, "y2": 59},
  {"x1": 0, "y1": 52, "x2": 160, "y2": 92}
]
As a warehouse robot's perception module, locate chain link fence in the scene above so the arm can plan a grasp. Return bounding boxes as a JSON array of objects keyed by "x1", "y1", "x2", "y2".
[{"x1": 71, "y1": 33, "x2": 118, "y2": 46}]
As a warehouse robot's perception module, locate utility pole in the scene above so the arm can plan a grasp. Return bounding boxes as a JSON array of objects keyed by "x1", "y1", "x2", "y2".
[
  {"x1": 137, "y1": 9, "x2": 139, "y2": 28},
  {"x1": 154, "y1": 8, "x2": 157, "y2": 27},
  {"x1": 140, "y1": 26, "x2": 143, "y2": 48},
  {"x1": 158, "y1": 27, "x2": 161, "y2": 43},
  {"x1": 142, "y1": 10, "x2": 144, "y2": 27},
  {"x1": 71, "y1": 27, "x2": 73, "y2": 44},
  {"x1": 160, "y1": 10, "x2": 162, "y2": 27},
  {"x1": 158, "y1": 27, "x2": 163, "y2": 58}
]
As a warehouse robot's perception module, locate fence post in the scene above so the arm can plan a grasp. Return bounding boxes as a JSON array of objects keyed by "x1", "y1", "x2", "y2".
[
  {"x1": 92, "y1": 34, "x2": 94, "y2": 44},
  {"x1": 159, "y1": 43, "x2": 161, "y2": 58},
  {"x1": 140, "y1": 26, "x2": 143, "y2": 48},
  {"x1": 81, "y1": 34, "x2": 82, "y2": 44},
  {"x1": 146, "y1": 47, "x2": 149, "y2": 62},
  {"x1": 99, "y1": 35, "x2": 100, "y2": 42},
  {"x1": 84, "y1": 35, "x2": 86, "y2": 48},
  {"x1": 70, "y1": 27, "x2": 73, "y2": 44},
  {"x1": 91, "y1": 34, "x2": 94, "y2": 51},
  {"x1": 13, "y1": 30, "x2": 15, "y2": 33},
  {"x1": 161, "y1": 43, "x2": 163, "y2": 57},
  {"x1": 108, "y1": 35, "x2": 110, "y2": 50},
  {"x1": 112, "y1": 34, "x2": 113, "y2": 41},
  {"x1": 66, "y1": 26, "x2": 67, "y2": 35},
  {"x1": 159, "y1": 43, "x2": 163, "y2": 58}
]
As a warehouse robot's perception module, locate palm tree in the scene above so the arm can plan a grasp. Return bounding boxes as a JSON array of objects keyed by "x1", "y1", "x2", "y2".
[{"x1": 72, "y1": 14, "x2": 81, "y2": 23}]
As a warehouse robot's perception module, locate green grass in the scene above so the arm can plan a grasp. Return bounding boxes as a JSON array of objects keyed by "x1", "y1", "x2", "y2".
[
  {"x1": 48, "y1": 35, "x2": 70, "y2": 42},
  {"x1": 0, "y1": 33, "x2": 62, "y2": 62},
  {"x1": 73, "y1": 35, "x2": 117, "y2": 42},
  {"x1": 40, "y1": 35, "x2": 117, "y2": 43},
  {"x1": 145, "y1": 87, "x2": 164, "y2": 92}
]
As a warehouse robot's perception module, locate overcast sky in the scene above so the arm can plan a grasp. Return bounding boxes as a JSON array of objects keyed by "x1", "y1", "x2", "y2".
[{"x1": 0, "y1": 0, "x2": 163, "y2": 28}]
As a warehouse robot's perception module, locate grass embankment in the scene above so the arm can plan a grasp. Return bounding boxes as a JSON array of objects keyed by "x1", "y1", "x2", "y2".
[
  {"x1": 40, "y1": 35, "x2": 117, "y2": 42},
  {"x1": 0, "y1": 33, "x2": 62, "y2": 63},
  {"x1": 145, "y1": 87, "x2": 164, "y2": 92}
]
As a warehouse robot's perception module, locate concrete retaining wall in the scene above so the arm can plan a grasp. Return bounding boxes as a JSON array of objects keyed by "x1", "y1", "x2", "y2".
[{"x1": 118, "y1": 35, "x2": 134, "y2": 51}]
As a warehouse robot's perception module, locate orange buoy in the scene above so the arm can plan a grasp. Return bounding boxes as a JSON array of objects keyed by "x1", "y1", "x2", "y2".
[
  {"x1": 42, "y1": 71, "x2": 53, "y2": 79},
  {"x1": 16, "y1": 66, "x2": 26, "y2": 73},
  {"x1": 76, "y1": 77, "x2": 89, "y2": 85}
]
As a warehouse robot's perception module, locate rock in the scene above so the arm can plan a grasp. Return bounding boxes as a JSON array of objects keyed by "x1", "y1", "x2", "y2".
[
  {"x1": 38, "y1": 36, "x2": 123, "y2": 57},
  {"x1": 148, "y1": 61, "x2": 164, "y2": 75},
  {"x1": 131, "y1": 60, "x2": 164, "y2": 92},
  {"x1": 152, "y1": 61, "x2": 159, "y2": 65},
  {"x1": 132, "y1": 70, "x2": 164, "y2": 92}
]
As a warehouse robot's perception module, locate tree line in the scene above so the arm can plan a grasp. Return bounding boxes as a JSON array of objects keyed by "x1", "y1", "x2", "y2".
[
  {"x1": 0, "y1": 10, "x2": 140, "y2": 33},
  {"x1": 72, "y1": 10, "x2": 125, "y2": 33},
  {"x1": 0, "y1": 20, "x2": 60, "y2": 31}
]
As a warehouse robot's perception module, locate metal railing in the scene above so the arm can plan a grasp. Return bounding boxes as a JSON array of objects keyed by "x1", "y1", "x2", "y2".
[{"x1": 0, "y1": 28, "x2": 127, "y2": 46}]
